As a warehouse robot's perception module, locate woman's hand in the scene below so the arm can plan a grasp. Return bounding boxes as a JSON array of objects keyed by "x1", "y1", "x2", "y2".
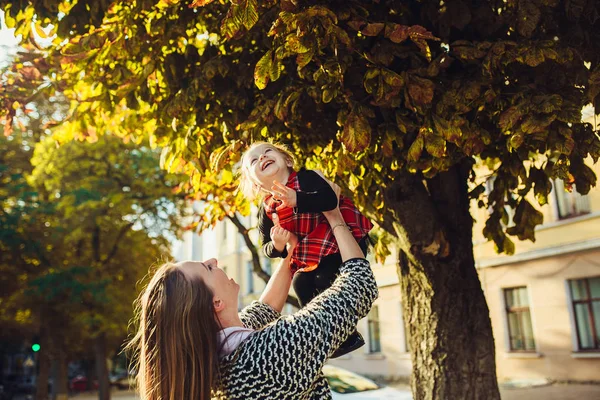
[
  {"x1": 317, "y1": 175, "x2": 343, "y2": 222},
  {"x1": 286, "y1": 232, "x2": 299, "y2": 253}
]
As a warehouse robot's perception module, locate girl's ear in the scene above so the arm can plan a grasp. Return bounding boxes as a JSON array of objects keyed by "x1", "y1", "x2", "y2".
[{"x1": 286, "y1": 158, "x2": 293, "y2": 168}]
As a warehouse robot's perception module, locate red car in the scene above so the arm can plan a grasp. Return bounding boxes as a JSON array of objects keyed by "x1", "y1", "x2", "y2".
[{"x1": 69, "y1": 375, "x2": 98, "y2": 392}]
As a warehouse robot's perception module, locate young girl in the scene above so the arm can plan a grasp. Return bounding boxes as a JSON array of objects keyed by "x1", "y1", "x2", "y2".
[{"x1": 239, "y1": 141, "x2": 373, "y2": 357}]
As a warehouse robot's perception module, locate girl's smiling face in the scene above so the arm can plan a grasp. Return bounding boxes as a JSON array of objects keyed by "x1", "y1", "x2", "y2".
[{"x1": 243, "y1": 143, "x2": 293, "y2": 190}]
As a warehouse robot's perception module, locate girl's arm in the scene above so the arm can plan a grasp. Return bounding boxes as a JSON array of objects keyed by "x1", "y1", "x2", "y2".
[
  {"x1": 258, "y1": 233, "x2": 297, "y2": 313},
  {"x1": 295, "y1": 170, "x2": 338, "y2": 213},
  {"x1": 258, "y1": 205, "x2": 288, "y2": 258}
]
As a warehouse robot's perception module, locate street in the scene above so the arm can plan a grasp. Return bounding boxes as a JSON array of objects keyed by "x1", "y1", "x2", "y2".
[{"x1": 19, "y1": 383, "x2": 598, "y2": 400}]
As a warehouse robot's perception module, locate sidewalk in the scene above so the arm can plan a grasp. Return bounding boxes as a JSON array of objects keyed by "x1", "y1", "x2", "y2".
[
  {"x1": 67, "y1": 391, "x2": 138, "y2": 399},
  {"x1": 49, "y1": 383, "x2": 600, "y2": 399},
  {"x1": 500, "y1": 382, "x2": 600, "y2": 400},
  {"x1": 389, "y1": 382, "x2": 600, "y2": 400}
]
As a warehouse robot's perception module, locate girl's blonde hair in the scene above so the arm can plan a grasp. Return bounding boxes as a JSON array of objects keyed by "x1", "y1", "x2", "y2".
[
  {"x1": 238, "y1": 141, "x2": 296, "y2": 201},
  {"x1": 126, "y1": 263, "x2": 222, "y2": 400}
]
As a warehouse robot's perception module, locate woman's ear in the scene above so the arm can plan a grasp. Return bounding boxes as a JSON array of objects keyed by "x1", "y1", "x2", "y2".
[{"x1": 213, "y1": 296, "x2": 225, "y2": 313}]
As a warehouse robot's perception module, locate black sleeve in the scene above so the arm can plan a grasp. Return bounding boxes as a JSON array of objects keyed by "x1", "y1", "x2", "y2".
[
  {"x1": 258, "y1": 204, "x2": 288, "y2": 259},
  {"x1": 295, "y1": 170, "x2": 338, "y2": 213}
]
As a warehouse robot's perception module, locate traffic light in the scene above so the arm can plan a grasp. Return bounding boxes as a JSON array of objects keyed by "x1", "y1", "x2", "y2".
[{"x1": 31, "y1": 335, "x2": 41, "y2": 352}]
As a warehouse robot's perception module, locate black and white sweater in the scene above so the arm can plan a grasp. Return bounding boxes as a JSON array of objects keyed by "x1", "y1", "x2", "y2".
[{"x1": 212, "y1": 258, "x2": 378, "y2": 400}]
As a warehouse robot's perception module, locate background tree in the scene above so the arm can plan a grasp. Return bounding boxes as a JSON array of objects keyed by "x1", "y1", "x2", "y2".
[
  {"x1": 1, "y1": 113, "x2": 187, "y2": 400},
  {"x1": 2, "y1": 0, "x2": 600, "y2": 398}
]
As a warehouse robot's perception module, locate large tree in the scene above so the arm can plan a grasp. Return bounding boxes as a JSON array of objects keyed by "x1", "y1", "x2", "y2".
[{"x1": 2, "y1": 0, "x2": 600, "y2": 398}]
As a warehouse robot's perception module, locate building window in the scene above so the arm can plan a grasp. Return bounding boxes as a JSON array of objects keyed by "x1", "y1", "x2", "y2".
[
  {"x1": 367, "y1": 306, "x2": 381, "y2": 353},
  {"x1": 504, "y1": 287, "x2": 536, "y2": 351},
  {"x1": 246, "y1": 261, "x2": 254, "y2": 295},
  {"x1": 553, "y1": 179, "x2": 591, "y2": 219},
  {"x1": 569, "y1": 277, "x2": 600, "y2": 351}
]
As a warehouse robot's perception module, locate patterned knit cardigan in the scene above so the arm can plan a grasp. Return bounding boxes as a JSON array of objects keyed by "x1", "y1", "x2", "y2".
[{"x1": 212, "y1": 258, "x2": 378, "y2": 400}]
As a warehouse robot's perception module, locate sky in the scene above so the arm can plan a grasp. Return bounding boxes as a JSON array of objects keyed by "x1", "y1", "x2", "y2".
[{"x1": 0, "y1": 11, "x2": 18, "y2": 69}]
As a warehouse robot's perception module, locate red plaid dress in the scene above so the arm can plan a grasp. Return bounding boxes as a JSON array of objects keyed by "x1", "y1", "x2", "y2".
[{"x1": 264, "y1": 171, "x2": 373, "y2": 273}]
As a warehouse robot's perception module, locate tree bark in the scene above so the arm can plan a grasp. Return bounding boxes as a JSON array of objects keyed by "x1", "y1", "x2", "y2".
[
  {"x1": 385, "y1": 162, "x2": 500, "y2": 400},
  {"x1": 52, "y1": 350, "x2": 68, "y2": 400},
  {"x1": 94, "y1": 333, "x2": 110, "y2": 400}
]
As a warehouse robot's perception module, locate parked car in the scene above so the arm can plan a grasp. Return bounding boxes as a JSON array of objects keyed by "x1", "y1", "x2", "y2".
[
  {"x1": 69, "y1": 375, "x2": 98, "y2": 392},
  {"x1": 323, "y1": 365, "x2": 412, "y2": 399},
  {"x1": 0, "y1": 384, "x2": 14, "y2": 400},
  {"x1": 110, "y1": 372, "x2": 136, "y2": 390}
]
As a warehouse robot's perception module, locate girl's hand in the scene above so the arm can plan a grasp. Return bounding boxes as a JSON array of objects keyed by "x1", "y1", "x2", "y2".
[
  {"x1": 270, "y1": 213, "x2": 291, "y2": 252},
  {"x1": 271, "y1": 180, "x2": 297, "y2": 210}
]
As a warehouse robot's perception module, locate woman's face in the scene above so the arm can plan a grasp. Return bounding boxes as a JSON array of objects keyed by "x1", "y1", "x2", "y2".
[
  {"x1": 244, "y1": 144, "x2": 291, "y2": 189},
  {"x1": 178, "y1": 258, "x2": 239, "y2": 309}
]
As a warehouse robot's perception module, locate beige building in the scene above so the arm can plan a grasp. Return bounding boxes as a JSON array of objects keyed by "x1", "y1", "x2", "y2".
[
  {"x1": 472, "y1": 165, "x2": 600, "y2": 382},
  {"x1": 174, "y1": 148, "x2": 600, "y2": 383}
]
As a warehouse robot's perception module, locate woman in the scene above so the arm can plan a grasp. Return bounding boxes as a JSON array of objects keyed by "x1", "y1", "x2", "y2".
[{"x1": 127, "y1": 178, "x2": 379, "y2": 399}]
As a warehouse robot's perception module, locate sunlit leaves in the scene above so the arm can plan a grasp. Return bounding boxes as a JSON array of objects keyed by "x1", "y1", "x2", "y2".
[
  {"x1": 341, "y1": 112, "x2": 371, "y2": 153},
  {"x1": 221, "y1": 0, "x2": 259, "y2": 39},
  {"x1": 407, "y1": 130, "x2": 425, "y2": 162},
  {"x1": 2, "y1": 0, "x2": 600, "y2": 259}
]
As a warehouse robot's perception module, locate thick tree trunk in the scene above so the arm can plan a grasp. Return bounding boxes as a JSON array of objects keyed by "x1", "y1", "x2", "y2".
[
  {"x1": 385, "y1": 162, "x2": 500, "y2": 400},
  {"x1": 52, "y1": 349, "x2": 68, "y2": 400},
  {"x1": 94, "y1": 333, "x2": 110, "y2": 400}
]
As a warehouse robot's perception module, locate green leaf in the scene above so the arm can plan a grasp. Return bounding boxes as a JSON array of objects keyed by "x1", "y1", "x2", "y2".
[
  {"x1": 296, "y1": 48, "x2": 315, "y2": 68},
  {"x1": 241, "y1": 0, "x2": 259, "y2": 30},
  {"x1": 507, "y1": 199, "x2": 543, "y2": 242},
  {"x1": 341, "y1": 112, "x2": 371, "y2": 153},
  {"x1": 322, "y1": 88, "x2": 334, "y2": 103},
  {"x1": 524, "y1": 47, "x2": 545, "y2": 67},
  {"x1": 190, "y1": 0, "x2": 217, "y2": 6},
  {"x1": 382, "y1": 69, "x2": 404, "y2": 88},
  {"x1": 407, "y1": 131, "x2": 425, "y2": 162},
  {"x1": 269, "y1": 54, "x2": 282, "y2": 82},
  {"x1": 407, "y1": 76, "x2": 435, "y2": 108},
  {"x1": 286, "y1": 34, "x2": 311, "y2": 53},
  {"x1": 433, "y1": 116, "x2": 463, "y2": 143},
  {"x1": 425, "y1": 134, "x2": 446, "y2": 158},
  {"x1": 517, "y1": 1, "x2": 540, "y2": 38},
  {"x1": 508, "y1": 132, "x2": 525, "y2": 151},
  {"x1": 361, "y1": 23, "x2": 384, "y2": 36},
  {"x1": 254, "y1": 50, "x2": 272, "y2": 90},
  {"x1": 588, "y1": 66, "x2": 600, "y2": 103},
  {"x1": 499, "y1": 107, "x2": 523, "y2": 131},
  {"x1": 408, "y1": 26, "x2": 439, "y2": 61},
  {"x1": 384, "y1": 24, "x2": 409, "y2": 43}
]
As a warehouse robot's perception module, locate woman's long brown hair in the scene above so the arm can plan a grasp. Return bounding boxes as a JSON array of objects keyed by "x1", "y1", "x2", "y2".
[{"x1": 126, "y1": 263, "x2": 222, "y2": 400}]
